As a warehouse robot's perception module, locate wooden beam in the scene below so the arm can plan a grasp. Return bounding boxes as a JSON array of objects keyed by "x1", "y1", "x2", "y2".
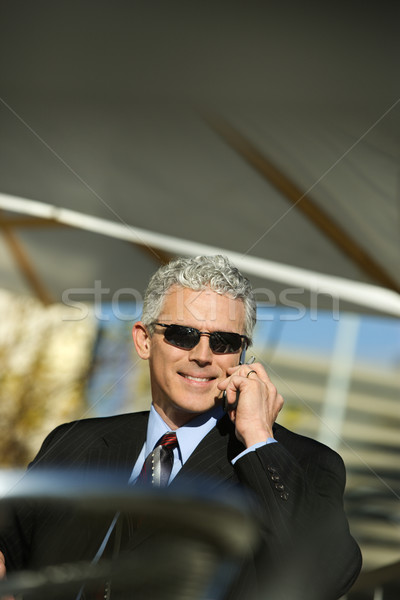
[
  {"x1": 205, "y1": 114, "x2": 400, "y2": 293},
  {"x1": 0, "y1": 215, "x2": 68, "y2": 228},
  {"x1": 0, "y1": 212, "x2": 53, "y2": 305},
  {"x1": 0, "y1": 212, "x2": 172, "y2": 269}
]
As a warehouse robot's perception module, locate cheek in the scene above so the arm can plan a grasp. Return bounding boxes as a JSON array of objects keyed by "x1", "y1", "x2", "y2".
[
  {"x1": 218, "y1": 355, "x2": 242, "y2": 372},
  {"x1": 149, "y1": 344, "x2": 185, "y2": 375},
  {"x1": 149, "y1": 338, "x2": 176, "y2": 360}
]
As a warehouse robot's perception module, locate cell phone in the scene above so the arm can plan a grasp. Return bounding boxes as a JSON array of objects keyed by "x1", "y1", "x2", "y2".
[{"x1": 223, "y1": 347, "x2": 248, "y2": 412}]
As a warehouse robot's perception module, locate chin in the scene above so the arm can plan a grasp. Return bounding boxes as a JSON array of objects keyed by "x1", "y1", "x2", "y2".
[{"x1": 179, "y1": 397, "x2": 219, "y2": 414}]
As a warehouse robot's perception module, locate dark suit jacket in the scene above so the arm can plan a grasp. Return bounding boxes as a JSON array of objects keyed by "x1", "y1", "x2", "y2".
[{"x1": 0, "y1": 411, "x2": 362, "y2": 600}]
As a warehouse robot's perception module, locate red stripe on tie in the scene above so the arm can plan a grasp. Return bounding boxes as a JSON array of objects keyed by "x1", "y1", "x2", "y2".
[{"x1": 158, "y1": 432, "x2": 178, "y2": 450}]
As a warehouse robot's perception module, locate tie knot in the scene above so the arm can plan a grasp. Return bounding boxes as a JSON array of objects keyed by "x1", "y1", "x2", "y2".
[{"x1": 157, "y1": 432, "x2": 178, "y2": 450}]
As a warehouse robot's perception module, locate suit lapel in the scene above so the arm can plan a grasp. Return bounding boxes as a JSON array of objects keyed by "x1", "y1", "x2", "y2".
[
  {"x1": 85, "y1": 412, "x2": 149, "y2": 481},
  {"x1": 172, "y1": 414, "x2": 245, "y2": 489}
]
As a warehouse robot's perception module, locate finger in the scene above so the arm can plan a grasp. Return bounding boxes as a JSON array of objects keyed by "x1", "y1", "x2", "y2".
[
  {"x1": 0, "y1": 552, "x2": 6, "y2": 579},
  {"x1": 276, "y1": 393, "x2": 284, "y2": 412},
  {"x1": 226, "y1": 362, "x2": 269, "y2": 383},
  {"x1": 236, "y1": 364, "x2": 280, "y2": 400},
  {"x1": 222, "y1": 378, "x2": 241, "y2": 404},
  {"x1": 217, "y1": 369, "x2": 255, "y2": 392}
]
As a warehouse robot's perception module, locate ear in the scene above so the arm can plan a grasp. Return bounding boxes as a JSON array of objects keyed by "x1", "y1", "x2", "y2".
[{"x1": 132, "y1": 321, "x2": 151, "y2": 359}]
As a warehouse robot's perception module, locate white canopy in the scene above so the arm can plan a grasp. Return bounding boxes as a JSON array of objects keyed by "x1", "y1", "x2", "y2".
[{"x1": 0, "y1": 1, "x2": 399, "y2": 316}]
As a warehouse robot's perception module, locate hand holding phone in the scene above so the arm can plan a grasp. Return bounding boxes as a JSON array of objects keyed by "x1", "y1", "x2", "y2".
[{"x1": 223, "y1": 354, "x2": 255, "y2": 412}]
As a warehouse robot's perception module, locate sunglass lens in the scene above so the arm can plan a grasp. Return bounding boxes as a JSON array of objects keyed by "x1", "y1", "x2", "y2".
[
  {"x1": 164, "y1": 325, "x2": 199, "y2": 349},
  {"x1": 210, "y1": 332, "x2": 242, "y2": 353}
]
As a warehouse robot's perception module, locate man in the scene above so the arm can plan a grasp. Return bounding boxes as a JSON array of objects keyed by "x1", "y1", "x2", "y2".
[{"x1": 0, "y1": 255, "x2": 361, "y2": 599}]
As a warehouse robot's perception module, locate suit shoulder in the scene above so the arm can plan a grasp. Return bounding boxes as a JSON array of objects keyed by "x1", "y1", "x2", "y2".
[
  {"x1": 273, "y1": 422, "x2": 345, "y2": 469},
  {"x1": 30, "y1": 411, "x2": 149, "y2": 466},
  {"x1": 50, "y1": 411, "x2": 148, "y2": 438}
]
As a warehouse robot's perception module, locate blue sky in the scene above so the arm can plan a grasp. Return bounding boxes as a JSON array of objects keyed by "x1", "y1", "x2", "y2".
[{"x1": 254, "y1": 306, "x2": 400, "y2": 366}]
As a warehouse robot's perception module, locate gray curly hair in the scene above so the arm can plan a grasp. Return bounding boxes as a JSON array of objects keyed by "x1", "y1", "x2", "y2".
[{"x1": 141, "y1": 255, "x2": 256, "y2": 343}]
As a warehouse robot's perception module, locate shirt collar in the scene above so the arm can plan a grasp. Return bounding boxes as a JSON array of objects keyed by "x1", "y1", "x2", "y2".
[{"x1": 146, "y1": 404, "x2": 225, "y2": 464}]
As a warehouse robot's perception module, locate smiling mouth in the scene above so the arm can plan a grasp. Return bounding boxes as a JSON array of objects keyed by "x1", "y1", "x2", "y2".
[{"x1": 179, "y1": 373, "x2": 216, "y2": 383}]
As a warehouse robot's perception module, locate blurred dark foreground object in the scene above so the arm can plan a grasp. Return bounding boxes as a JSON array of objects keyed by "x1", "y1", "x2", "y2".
[{"x1": 0, "y1": 469, "x2": 261, "y2": 600}]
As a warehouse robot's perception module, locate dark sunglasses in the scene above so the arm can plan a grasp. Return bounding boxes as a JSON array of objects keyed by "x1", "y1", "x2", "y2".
[{"x1": 152, "y1": 322, "x2": 249, "y2": 354}]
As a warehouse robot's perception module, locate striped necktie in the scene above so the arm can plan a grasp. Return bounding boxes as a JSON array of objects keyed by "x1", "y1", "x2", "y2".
[{"x1": 139, "y1": 432, "x2": 178, "y2": 486}]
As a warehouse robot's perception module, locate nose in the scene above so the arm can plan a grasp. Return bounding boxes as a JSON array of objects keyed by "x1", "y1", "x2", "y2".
[{"x1": 188, "y1": 333, "x2": 213, "y2": 365}]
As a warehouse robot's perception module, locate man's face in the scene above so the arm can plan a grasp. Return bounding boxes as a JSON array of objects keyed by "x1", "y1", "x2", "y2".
[{"x1": 136, "y1": 286, "x2": 246, "y2": 429}]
